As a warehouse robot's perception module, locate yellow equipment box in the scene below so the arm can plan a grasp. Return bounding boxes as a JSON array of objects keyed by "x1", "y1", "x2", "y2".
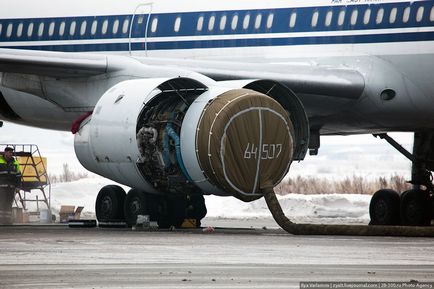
[{"x1": 17, "y1": 156, "x2": 47, "y2": 184}]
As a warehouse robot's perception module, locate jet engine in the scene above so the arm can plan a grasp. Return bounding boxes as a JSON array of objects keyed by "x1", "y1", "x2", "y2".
[{"x1": 74, "y1": 77, "x2": 309, "y2": 202}]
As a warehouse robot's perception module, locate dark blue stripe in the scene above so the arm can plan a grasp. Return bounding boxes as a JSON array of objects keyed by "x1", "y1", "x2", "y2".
[
  {"x1": 3, "y1": 31, "x2": 434, "y2": 52},
  {"x1": 0, "y1": 1, "x2": 433, "y2": 44}
]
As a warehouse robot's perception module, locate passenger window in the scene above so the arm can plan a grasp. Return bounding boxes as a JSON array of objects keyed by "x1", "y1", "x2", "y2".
[
  {"x1": 254, "y1": 14, "x2": 262, "y2": 29},
  {"x1": 174, "y1": 17, "x2": 181, "y2": 32},
  {"x1": 364, "y1": 9, "x2": 371, "y2": 25},
  {"x1": 416, "y1": 7, "x2": 424, "y2": 22},
  {"x1": 17, "y1": 23, "x2": 23, "y2": 37},
  {"x1": 231, "y1": 15, "x2": 238, "y2": 30},
  {"x1": 137, "y1": 15, "x2": 144, "y2": 25},
  {"x1": 102, "y1": 20, "x2": 108, "y2": 35},
  {"x1": 113, "y1": 19, "x2": 119, "y2": 34},
  {"x1": 0, "y1": 24, "x2": 2, "y2": 36},
  {"x1": 48, "y1": 22, "x2": 55, "y2": 36},
  {"x1": 219, "y1": 15, "x2": 227, "y2": 30},
  {"x1": 402, "y1": 7, "x2": 411, "y2": 23},
  {"x1": 289, "y1": 12, "x2": 297, "y2": 28},
  {"x1": 27, "y1": 23, "x2": 34, "y2": 37},
  {"x1": 38, "y1": 23, "x2": 44, "y2": 37},
  {"x1": 59, "y1": 22, "x2": 65, "y2": 36},
  {"x1": 431, "y1": 6, "x2": 434, "y2": 21},
  {"x1": 70, "y1": 21, "x2": 76, "y2": 36},
  {"x1": 338, "y1": 10, "x2": 345, "y2": 26},
  {"x1": 389, "y1": 8, "x2": 397, "y2": 24},
  {"x1": 266, "y1": 13, "x2": 274, "y2": 29},
  {"x1": 351, "y1": 9, "x2": 358, "y2": 25},
  {"x1": 311, "y1": 11, "x2": 319, "y2": 27},
  {"x1": 80, "y1": 21, "x2": 87, "y2": 36},
  {"x1": 197, "y1": 16, "x2": 204, "y2": 31},
  {"x1": 243, "y1": 14, "x2": 250, "y2": 29},
  {"x1": 376, "y1": 8, "x2": 384, "y2": 24},
  {"x1": 122, "y1": 19, "x2": 129, "y2": 34},
  {"x1": 6, "y1": 23, "x2": 12, "y2": 38},
  {"x1": 325, "y1": 11, "x2": 333, "y2": 27},
  {"x1": 91, "y1": 20, "x2": 98, "y2": 35},
  {"x1": 151, "y1": 17, "x2": 158, "y2": 33},
  {"x1": 208, "y1": 15, "x2": 215, "y2": 31}
]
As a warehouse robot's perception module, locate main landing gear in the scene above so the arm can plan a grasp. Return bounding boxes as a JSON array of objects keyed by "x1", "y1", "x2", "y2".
[
  {"x1": 95, "y1": 186, "x2": 207, "y2": 228},
  {"x1": 370, "y1": 133, "x2": 434, "y2": 226}
]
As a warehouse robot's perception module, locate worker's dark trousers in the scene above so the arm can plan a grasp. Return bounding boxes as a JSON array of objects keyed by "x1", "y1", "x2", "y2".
[{"x1": 0, "y1": 187, "x2": 15, "y2": 224}]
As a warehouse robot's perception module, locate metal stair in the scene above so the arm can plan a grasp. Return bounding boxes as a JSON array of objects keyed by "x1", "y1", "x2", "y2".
[{"x1": 1, "y1": 144, "x2": 51, "y2": 220}]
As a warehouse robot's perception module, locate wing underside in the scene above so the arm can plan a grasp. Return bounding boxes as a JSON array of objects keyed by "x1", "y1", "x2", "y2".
[
  {"x1": 0, "y1": 48, "x2": 109, "y2": 77},
  {"x1": 0, "y1": 49, "x2": 366, "y2": 132}
]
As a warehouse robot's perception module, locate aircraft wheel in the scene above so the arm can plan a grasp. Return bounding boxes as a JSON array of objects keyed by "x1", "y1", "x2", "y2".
[
  {"x1": 187, "y1": 195, "x2": 207, "y2": 227},
  {"x1": 124, "y1": 189, "x2": 149, "y2": 226},
  {"x1": 95, "y1": 185, "x2": 126, "y2": 222},
  {"x1": 369, "y1": 189, "x2": 400, "y2": 225},
  {"x1": 158, "y1": 195, "x2": 186, "y2": 228},
  {"x1": 170, "y1": 196, "x2": 187, "y2": 228},
  {"x1": 400, "y1": 189, "x2": 431, "y2": 226}
]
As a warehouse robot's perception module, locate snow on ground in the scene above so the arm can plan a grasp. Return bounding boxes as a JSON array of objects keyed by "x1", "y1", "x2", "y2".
[
  {"x1": 41, "y1": 177, "x2": 371, "y2": 224},
  {"x1": 205, "y1": 194, "x2": 370, "y2": 224},
  {"x1": 47, "y1": 177, "x2": 129, "y2": 219}
]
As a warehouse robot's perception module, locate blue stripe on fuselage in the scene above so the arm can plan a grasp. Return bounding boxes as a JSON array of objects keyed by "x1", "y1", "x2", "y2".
[
  {"x1": 4, "y1": 31, "x2": 434, "y2": 52},
  {"x1": 0, "y1": 1, "x2": 433, "y2": 50}
]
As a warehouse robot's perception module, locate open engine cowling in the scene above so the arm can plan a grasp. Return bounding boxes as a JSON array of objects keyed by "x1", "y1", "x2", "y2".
[{"x1": 74, "y1": 77, "x2": 308, "y2": 201}]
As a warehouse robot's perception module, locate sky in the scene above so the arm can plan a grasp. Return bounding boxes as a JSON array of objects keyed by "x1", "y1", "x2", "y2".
[{"x1": 0, "y1": 122, "x2": 414, "y2": 180}]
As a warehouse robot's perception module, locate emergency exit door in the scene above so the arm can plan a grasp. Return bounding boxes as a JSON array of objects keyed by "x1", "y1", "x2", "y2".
[{"x1": 129, "y1": 3, "x2": 153, "y2": 55}]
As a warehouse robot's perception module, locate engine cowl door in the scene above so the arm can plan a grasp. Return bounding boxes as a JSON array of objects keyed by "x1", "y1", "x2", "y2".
[{"x1": 74, "y1": 78, "x2": 174, "y2": 192}]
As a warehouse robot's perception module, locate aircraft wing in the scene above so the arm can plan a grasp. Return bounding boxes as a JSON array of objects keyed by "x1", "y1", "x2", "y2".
[
  {"x1": 136, "y1": 57, "x2": 366, "y2": 101},
  {"x1": 0, "y1": 48, "x2": 110, "y2": 78},
  {"x1": 0, "y1": 48, "x2": 365, "y2": 99},
  {"x1": 0, "y1": 48, "x2": 366, "y2": 124}
]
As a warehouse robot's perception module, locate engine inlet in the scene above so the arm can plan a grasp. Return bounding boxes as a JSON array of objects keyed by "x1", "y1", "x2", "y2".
[{"x1": 196, "y1": 89, "x2": 294, "y2": 201}]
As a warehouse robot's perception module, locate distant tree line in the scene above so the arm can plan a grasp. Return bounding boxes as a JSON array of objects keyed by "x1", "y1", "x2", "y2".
[
  {"x1": 48, "y1": 164, "x2": 411, "y2": 194},
  {"x1": 48, "y1": 163, "x2": 88, "y2": 183},
  {"x1": 275, "y1": 174, "x2": 411, "y2": 195}
]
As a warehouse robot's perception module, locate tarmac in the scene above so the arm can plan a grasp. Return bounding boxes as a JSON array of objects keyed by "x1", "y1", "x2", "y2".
[{"x1": 0, "y1": 220, "x2": 434, "y2": 289}]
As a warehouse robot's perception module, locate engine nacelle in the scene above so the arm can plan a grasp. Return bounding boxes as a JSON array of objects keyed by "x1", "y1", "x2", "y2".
[{"x1": 74, "y1": 77, "x2": 308, "y2": 201}]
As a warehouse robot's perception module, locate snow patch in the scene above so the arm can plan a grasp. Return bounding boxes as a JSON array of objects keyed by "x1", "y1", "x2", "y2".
[
  {"x1": 205, "y1": 194, "x2": 370, "y2": 224},
  {"x1": 49, "y1": 177, "x2": 129, "y2": 219}
]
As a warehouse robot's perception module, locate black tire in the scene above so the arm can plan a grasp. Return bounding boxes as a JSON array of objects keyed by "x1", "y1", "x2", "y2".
[
  {"x1": 187, "y1": 195, "x2": 207, "y2": 227},
  {"x1": 157, "y1": 195, "x2": 186, "y2": 228},
  {"x1": 157, "y1": 213, "x2": 171, "y2": 229},
  {"x1": 124, "y1": 189, "x2": 148, "y2": 226},
  {"x1": 170, "y1": 196, "x2": 187, "y2": 228},
  {"x1": 146, "y1": 194, "x2": 163, "y2": 223},
  {"x1": 369, "y1": 189, "x2": 400, "y2": 225},
  {"x1": 190, "y1": 195, "x2": 207, "y2": 219},
  {"x1": 95, "y1": 185, "x2": 126, "y2": 222},
  {"x1": 400, "y1": 189, "x2": 431, "y2": 226}
]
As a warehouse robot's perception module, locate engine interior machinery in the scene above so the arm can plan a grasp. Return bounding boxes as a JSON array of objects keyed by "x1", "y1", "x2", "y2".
[{"x1": 74, "y1": 77, "x2": 309, "y2": 227}]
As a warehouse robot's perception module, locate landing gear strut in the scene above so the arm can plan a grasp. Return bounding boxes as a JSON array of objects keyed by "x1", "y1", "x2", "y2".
[{"x1": 370, "y1": 133, "x2": 434, "y2": 226}]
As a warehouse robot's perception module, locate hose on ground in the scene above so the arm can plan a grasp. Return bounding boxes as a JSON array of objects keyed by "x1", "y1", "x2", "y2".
[{"x1": 263, "y1": 188, "x2": 434, "y2": 237}]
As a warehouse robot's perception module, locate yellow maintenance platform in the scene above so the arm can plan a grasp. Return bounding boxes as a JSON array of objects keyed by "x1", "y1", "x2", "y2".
[{"x1": 1, "y1": 144, "x2": 51, "y2": 223}]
